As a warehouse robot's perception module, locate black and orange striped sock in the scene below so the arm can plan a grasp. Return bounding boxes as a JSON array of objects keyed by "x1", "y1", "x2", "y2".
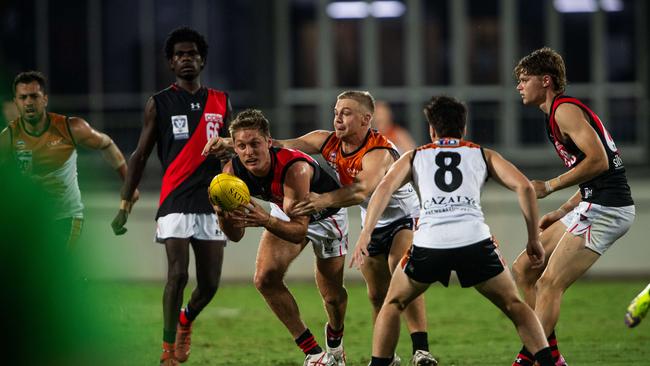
[
  {"x1": 512, "y1": 346, "x2": 535, "y2": 366},
  {"x1": 547, "y1": 331, "x2": 561, "y2": 363},
  {"x1": 295, "y1": 329, "x2": 322, "y2": 355},
  {"x1": 326, "y1": 323, "x2": 344, "y2": 348}
]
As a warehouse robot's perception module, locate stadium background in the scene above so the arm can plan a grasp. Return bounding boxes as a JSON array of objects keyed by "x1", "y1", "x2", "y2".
[{"x1": 1, "y1": 2, "x2": 649, "y2": 281}]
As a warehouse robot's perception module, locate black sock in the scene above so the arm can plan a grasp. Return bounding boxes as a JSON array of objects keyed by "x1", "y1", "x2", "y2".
[
  {"x1": 326, "y1": 323, "x2": 344, "y2": 348},
  {"x1": 370, "y1": 356, "x2": 394, "y2": 366},
  {"x1": 295, "y1": 329, "x2": 322, "y2": 355},
  {"x1": 534, "y1": 347, "x2": 554, "y2": 366},
  {"x1": 410, "y1": 331, "x2": 429, "y2": 354},
  {"x1": 513, "y1": 346, "x2": 535, "y2": 366},
  {"x1": 163, "y1": 328, "x2": 176, "y2": 344},
  {"x1": 184, "y1": 303, "x2": 197, "y2": 322}
]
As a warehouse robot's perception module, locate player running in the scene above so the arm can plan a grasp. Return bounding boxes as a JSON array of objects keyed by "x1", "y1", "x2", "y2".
[
  {"x1": 512, "y1": 47, "x2": 635, "y2": 365},
  {"x1": 216, "y1": 109, "x2": 348, "y2": 366},
  {"x1": 353, "y1": 95, "x2": 555, "y2": 366}
]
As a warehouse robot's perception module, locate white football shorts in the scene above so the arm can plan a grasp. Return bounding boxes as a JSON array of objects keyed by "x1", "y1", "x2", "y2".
[
  {"x1": 270, "y1": 203, "x2": 348, "y2": 259},
  {"x1": 156, "y1": 213, "x2": 227, "y2": 243},
  {"x1": 560, "y1": 201, "x2": 635, "y2": 255}
]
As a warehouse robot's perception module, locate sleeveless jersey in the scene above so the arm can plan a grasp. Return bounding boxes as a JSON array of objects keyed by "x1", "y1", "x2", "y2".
[
  {"x1": 320, "y1": 129, "x2": 419, "y2": 228},
  {"x1": 411, "y1": 138, "x2": 491, "y2": 249},
  {"x1": 546, "y1": 95, "x2": 633, "y2": 207},
  {"x1": 232, "y1": 147, "x2": 341, "y2": 223},
  {"x1": 7, "y1": 113, "x2": 83, "y2": 220},
  {"x1": 154, "y1": 84, "x2": 230, "y2": 219}
]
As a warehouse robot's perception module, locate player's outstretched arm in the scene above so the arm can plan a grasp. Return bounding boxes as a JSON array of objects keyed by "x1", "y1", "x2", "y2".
[
  {"x1": 484, "y1": 148, "x2": 544, "y2": 268},
  {"x1": 531, "y1": 103, "x2": 609, "y2": 198},
  {"x1": 202, "y1": 136, "x2": 233, "y2": 157},
  {"x1": 68, "y1": 117, "x2": 131, "y2": 182},
  {"x1": 291, "y1": 148, "x2": 393, "y2": 216},
  {"x1": 539, "y1": 189, "x2": 582, "y2": 231},
  {"x1": 111, "y1": 97, "x2": 157, "y2": 235},
  {"x1": 350, "y1": 151, "x2": 413, "y2": 269},
  {"x1": 273, "y1": 130, "x2": 330, "y2": 155}
]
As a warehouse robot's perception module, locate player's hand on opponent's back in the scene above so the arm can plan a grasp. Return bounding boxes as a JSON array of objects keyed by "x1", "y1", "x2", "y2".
[
  {"x1": 525, "y1": 239, "x2": 545, "y2": 269},
  {"x1": 349, "y1": 230, "x2": 372, "y2": 269}
]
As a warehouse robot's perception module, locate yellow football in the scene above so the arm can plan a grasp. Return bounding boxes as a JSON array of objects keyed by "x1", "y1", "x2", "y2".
[{"x1": 208, "y1": 173, "x2": 251, "y2": 211}]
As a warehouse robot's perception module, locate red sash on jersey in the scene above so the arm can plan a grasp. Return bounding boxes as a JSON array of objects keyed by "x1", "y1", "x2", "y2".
[{"x1": 159, "y1": 89, "x2": 227, "y2": 206}]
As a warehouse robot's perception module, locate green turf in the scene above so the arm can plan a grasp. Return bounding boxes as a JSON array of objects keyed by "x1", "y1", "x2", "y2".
[{"x1": 92, "y1": 279, "x2": 649, "y2": 365}]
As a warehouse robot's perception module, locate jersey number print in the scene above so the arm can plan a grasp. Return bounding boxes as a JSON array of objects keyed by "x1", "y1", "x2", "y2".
[{"x1": 434, "y1": 152, "x2": 463, "y2": 192}]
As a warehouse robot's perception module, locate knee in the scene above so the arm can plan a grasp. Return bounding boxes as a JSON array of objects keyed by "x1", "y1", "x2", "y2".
[
  {"x1": 254, "y1": 269, "x2": 283, "y2": 294},
  {"x1": 367, "y1": 289, "x2": 387, "y2": 311},
  {"x1": 385, "y1": 295, "x2": 410, "y2": 312},
  {"x1": 167, "y1": 270, "x2": 189, "y2": 289},
  {"x1": 199, "y1": 279, "x2": 220, "y2": 298},
  {"x1": 512, "y1": 258, "x2": 534, "y2": 286},
  {"x1": 535, "y1": 273, "x2": 565, "y2": 295},
  {"x1": 322, "y1": 286, "x2": 348, "y2": 308}
]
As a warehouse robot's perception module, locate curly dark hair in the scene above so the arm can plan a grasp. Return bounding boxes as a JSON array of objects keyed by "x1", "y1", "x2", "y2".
[
  {"x1": 514, "y1": 47, "x2": 567, "y2": 93},
  {"x1": 229, "y1": 109, "x2": 271, "y2": 138},
  {"x1": 164, "y1": 26, "x2": 208, "y2": 61},
  {"x1": 13, "y1": 71, "x2": 47, "y2": 94},
  {"x1": 423, "y1": 95, "x2": 466, "y2": 139}
]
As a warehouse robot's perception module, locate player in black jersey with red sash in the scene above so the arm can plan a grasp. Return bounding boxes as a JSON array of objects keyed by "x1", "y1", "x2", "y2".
[
  {"x1": 111, "y1": 27, "x2": 232, "y2": 366},
  {"x1": 511, "y1": 47, "x2": 635, "y2": 366},
  {"x1": 215, "y1": 109, "x2": 348, "y2": 366}
]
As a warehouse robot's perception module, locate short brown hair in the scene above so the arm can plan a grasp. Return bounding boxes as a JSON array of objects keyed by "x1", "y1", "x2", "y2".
[
  {"x1": 423, "y1": 95, "x2": 466, "y2": 139},
  {"x1": 229, "y1": 109, "x2": 271, "y2": 138},
  {"x1": 337, "y1": 90, "x2": 375, "y2": 114},
  {"x1": 514, "y1": 47, "x2": 567, "y2": 93}
]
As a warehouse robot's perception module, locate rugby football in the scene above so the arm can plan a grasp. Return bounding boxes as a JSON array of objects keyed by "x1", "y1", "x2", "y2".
[{"x1": 208, "y1": 173, "x2": 251, "y2": 211}]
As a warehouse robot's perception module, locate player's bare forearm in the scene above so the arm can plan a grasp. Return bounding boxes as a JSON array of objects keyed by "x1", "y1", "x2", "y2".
[
  {"x1": 559, "y1": 190, "x2": 582, "y2": 213},
  {"x1": 362, "y1": 153, "x2": 412, "y2": 232},
  {"x1": 545, "y1": 155, "x2": 608, "y2": 194},
  {"x1": 264, "y1": 216, "x2": 308, "y2": 244},
  {"x1": 516, "y1": 182, "x2": 540, "y2": 241},
  {"x1": 273, "y1": 130, "x2": 329, "y2": 154},
  {"x1": 321, "y1": 184, "x2": 367, "y2": 208},
  {"x1": 220, "y1": 219, "x2": 244, "y2": 242}
]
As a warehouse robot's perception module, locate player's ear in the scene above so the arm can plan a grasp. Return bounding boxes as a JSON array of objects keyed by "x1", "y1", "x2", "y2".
[
  {"x1": 362, "y1": 112, "x2": 372, "y2": 127},
  {"x1": 542, "y1": 75, "x2": 551, "y2": 88}
]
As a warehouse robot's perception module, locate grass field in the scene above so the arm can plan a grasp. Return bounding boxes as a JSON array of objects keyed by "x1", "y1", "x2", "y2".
[{"x1": 92, "y1": 279, "x2": 649, "y2": 366}]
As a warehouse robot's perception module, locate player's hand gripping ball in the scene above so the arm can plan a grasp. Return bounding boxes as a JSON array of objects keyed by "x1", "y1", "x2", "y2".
[{"x1": 209, "y1": 173, "x2": 251, "y2": 211}]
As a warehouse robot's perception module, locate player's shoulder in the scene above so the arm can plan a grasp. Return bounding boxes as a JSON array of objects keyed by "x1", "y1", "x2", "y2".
[{"x1": 152, "y1": 84, "x2": 177, "y2": 99}]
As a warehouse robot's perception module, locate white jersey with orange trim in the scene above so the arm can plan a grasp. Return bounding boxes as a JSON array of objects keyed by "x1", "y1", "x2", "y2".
[{"x1": 411, "y1": 138, "x2": 491, "y2": 249}]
